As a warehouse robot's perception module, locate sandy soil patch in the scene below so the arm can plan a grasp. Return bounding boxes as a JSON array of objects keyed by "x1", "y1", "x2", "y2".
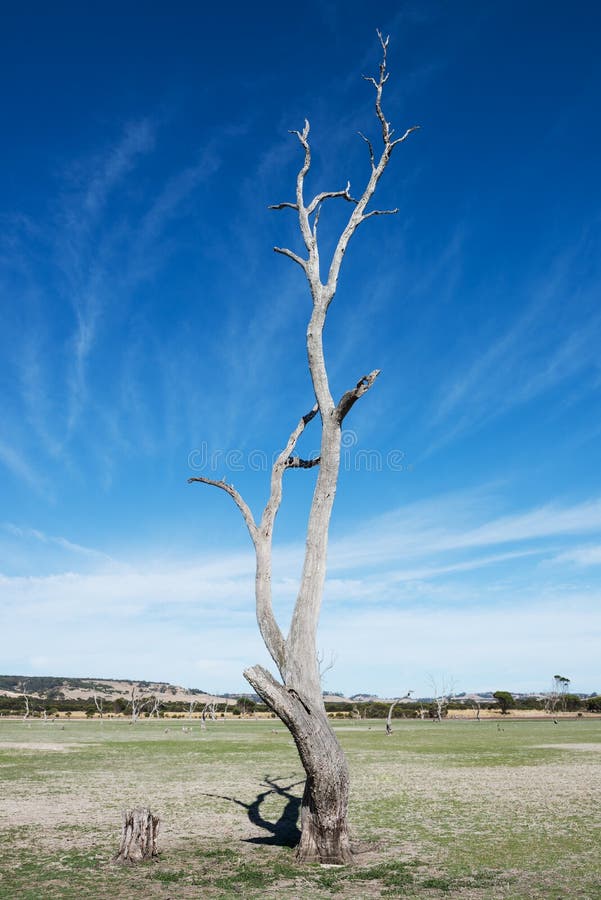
[
  {"x1": 0, "y1": 741, "x2": 79, "y2": 752},
  {"x1": 534, "y1": 742, "x2": 601, "y2": 751}
]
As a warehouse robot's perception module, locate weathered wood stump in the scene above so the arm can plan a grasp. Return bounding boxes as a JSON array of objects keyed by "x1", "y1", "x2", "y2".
[{"x1": 113, "y1": 808, "x2": 160, "y2": 864}]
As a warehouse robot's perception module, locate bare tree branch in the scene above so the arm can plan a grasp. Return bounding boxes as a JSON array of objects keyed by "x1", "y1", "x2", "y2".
[
  {"x1": 358, "y1": 131, "x2": 375, "y2": 170},
  {"x1": 390, "y1": 125, "x2": 421, "y2": 148},
  {"x1": 262, "y1": 404, "x2": 319, "y2": 538},
  {"x1": 335, "y1": 370, "x2": 381, "y2": 423},
  {"x1": 188, "y1": 405, "x2": 318, "y2": 678},
  {"x1": 273, "y1": 246, "x2": 307, "y2": 270},
  {"x1": 252, "y1": 404, "x2": 319, "y2": 673},
  {"x1": 271, "y1": 31, "x2": 419, "y2": 315},
  {"x1": 286, "y1": 455, "x2": 320, "y2": 469},
  {"x1": 323, "y1": 32, "x2": 419, "y2": 300},
  {"x1": 290, "y1": 120, "x2": 315, "y2": 258},
  {"x1": 361, "y1": 208, "x2": 399, "y2": 220},
  {"x1": 362, "y1": 31, "x2": 418, "y2": 148},
  {"x1": 188, "y1": 476, "x2": 257, "y2": 541},
  {"x1": 307, "y1": 183, "x2": 358, "y2": 215}
]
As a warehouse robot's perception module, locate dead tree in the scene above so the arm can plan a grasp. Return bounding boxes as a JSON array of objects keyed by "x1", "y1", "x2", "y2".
[
  {"x1": 20, "y1": 682, "x2": 31, "y2": 721},
  {"x1": 148, "y1": 696, "x2": 162, "y2": 719},
  {"x1": 318, "y1": 649, "x2": 336, "y2": 682},
  {"x1": 429, "y1": 676, "x2": 455, "y2": 722},
  {"x1": 386, "y1": 691, "x2": 413, "y2": 735},
  {"x1": 114, "y1": 808, "x2": 160, "y2": 865},
  {"x1": 128, "y1": 684, "x2": 150, "y2": 724},
  {"x1": 545, "y1": 675, "x2": 569, "y2": 715},
  {"x1": 201, "y1": 698, "x2": 218, "y2": 727},
  {"x1": 190, "y1": 33, "x2": 418, "y2": 865},
  {"x1": 93, "y1": 690, "x2": 104, "y2": 720}
]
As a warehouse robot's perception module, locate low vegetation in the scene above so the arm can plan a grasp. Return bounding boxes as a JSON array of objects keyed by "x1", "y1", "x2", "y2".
[{"x1": 1, "y1": 717, "x2": 600, "y2": 898}]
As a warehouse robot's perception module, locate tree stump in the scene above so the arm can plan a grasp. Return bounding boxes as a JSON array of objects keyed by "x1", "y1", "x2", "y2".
[{"x1": 113, "y1": 808, "x2": 160, "y2": 864}]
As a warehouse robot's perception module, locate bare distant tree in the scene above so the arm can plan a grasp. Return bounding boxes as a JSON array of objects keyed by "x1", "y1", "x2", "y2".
[
  {"x1": 386, "y1": 691, "x2": 413, "y2": 735},
  {"x1": 317, "y1": 649, "x2": 336, "y2": 682},
  {"x1": 190, "y1": 33, "x2": 418, "y2": 863},
  {"x1": 546, "y1": 674, "x2": 570, "y2": 714},
  {"x1": 128, "y1": 684, "x2": 151, "y2": 725},
  {"x1": 556, "y1": 675, "x2": 570, "y2": 712},
  {"x1": 203, "y1": 698, "x2": 218, "y2": 721},
  {"x1": 195, "y1": 697, "x2": 218, "y2": 730},
  {"x1": 147, "y1": 696, "x2": 162, "y2": 719},
  {"x1": 93, "y1": 690, "x2": 104, "y2": 720},
  {"x1": 429, "y1": 676, "x2": 455, "y2": 722},
  {"x1": 20, "y1": 681, "x2": 31, "y2": 721},
  {"x1": 472, "y1": 698, "x2": 481, "y2": 721}
]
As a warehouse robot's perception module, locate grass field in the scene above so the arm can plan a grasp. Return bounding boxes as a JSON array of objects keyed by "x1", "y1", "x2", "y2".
[{"x1": 0, "y1": 716, "x2": 600, "y2": 898}]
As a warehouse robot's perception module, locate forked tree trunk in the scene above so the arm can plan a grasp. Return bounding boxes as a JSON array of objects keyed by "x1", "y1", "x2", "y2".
[
  {"x1": 114, "y1": 808, "x2": 160, "y2": 864},
  {"x1": 245, "y1": 665, "x2": 352, "y2": 864}
]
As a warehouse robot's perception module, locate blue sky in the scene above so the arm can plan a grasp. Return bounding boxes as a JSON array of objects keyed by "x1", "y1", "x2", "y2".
[{"x1": 1, "y1": 1, "x2": 600, "y2": 697}]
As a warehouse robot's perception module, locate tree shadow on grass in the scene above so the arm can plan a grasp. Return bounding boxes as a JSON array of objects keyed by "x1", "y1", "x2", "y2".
[{"x1": 203, "y1": 775, "x2": 303, "y2": 848}]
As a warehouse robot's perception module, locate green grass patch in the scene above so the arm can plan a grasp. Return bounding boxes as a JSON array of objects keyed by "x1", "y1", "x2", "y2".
[{"x1": 0, "y1": 717, "x2": 599, "y2": 898}]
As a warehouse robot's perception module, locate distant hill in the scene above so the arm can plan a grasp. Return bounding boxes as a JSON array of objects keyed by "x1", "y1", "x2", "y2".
[
  {"x1": 0, "y1": 675, "x2": 232, "y2": 705},
  {"x1": 0, "y1": 675, "x2": 358, "y2": 706},
  {"x1": 2, "y1": 676, "x2": 592, "y2": 707}
]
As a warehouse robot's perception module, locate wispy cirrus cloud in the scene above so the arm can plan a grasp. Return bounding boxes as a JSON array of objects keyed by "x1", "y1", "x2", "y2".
[
  {"x1": 1, "y1": 523, "x2": 114, "y2": 561},
  {"x1": 327, "y1": 490, "x2": 601, "y2": 574},
  {"x1": 57, "y1": 119, "x2": 157, "y2": 432},
  {"x1": 427, "y1": 232, "x2": 601, "y2": 452},
  {"x1": 0, "y1": 116, "x2": 229, "y2": 490},
  {"x1": 80, "y1": 120, "x2": 156, "y2": 219},
  {"x1": 551, "y1": 544, "x2": 601, "y2": 567},
  {"x1": 0, "y1": 439, "x2": 47, "y2": 496},
  {"x1": 1, "y1": 547, "x2": 599, "y2": 695},
  {"x1": 2, "y1": 482, "x2": 601, "y2": 692}
]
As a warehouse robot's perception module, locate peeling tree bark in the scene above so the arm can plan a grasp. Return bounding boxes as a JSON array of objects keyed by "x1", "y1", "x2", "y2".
[{"x1": 190, "y1": 32, "x2": 418, "y2": 865}]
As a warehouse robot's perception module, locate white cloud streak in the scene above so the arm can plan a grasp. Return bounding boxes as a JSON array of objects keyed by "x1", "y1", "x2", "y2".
[
  {"x1": 0, "y1": 438, "x2": 47, "y2": 496},
  {"x1": 3, "y1": 487, "x2": 601, "y2": 692}
]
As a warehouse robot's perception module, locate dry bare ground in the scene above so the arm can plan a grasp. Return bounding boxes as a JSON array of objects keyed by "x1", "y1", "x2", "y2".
[{"x1": 0, "y1": 717, "x2": 600, "y2": 898}]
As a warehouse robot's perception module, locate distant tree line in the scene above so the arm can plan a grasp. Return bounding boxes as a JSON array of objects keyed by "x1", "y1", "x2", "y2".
[{"x1": 1, "y1": 691, "x2": 599, "y2": 717}]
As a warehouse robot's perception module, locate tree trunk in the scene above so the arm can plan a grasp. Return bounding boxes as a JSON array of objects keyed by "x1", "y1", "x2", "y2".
[
  {"x1": 245, "y1": 664, "x2": 353, "y2": 864},
  {"x1": 296, "y1": 727, "x2": 353, "y2": 864},
  {"x1": 113, "y1": 808, "x2": 160, "y2": 864}
]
